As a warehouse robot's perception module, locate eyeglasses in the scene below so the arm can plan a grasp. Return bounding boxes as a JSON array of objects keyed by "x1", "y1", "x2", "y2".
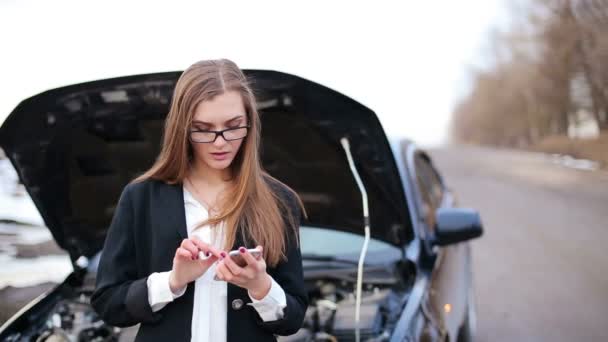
[{"x1": 189, "y1": 125, "x2": 250, "y2": 143}]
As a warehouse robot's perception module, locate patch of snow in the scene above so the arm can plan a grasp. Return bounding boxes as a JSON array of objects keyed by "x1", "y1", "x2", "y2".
[
  {"x1": 0, "y1": 158, "x2": 44, "y2": 226},
  {"x1": 0, "y1": 254, "x2": 71, "y2": 288},
  {"x1": 549, "y1": 154, "x2": 600, "y2": 171}
]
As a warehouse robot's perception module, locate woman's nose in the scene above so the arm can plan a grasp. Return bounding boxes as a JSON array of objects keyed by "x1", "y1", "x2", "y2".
[{"x1": 213, "y1": 134, "x2": 228, "y2": 147}]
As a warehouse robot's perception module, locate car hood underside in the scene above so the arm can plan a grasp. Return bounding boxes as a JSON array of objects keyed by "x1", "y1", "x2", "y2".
[{"x1": 0, "y1": 70, "x2": 412, "y2": 261}]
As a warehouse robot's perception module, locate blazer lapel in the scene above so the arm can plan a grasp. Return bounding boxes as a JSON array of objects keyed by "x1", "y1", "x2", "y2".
[{"x1": 158, "y1": 181, "x2": 189, "y2": 240}]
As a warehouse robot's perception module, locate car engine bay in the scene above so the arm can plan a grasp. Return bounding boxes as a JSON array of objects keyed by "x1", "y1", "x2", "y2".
[
  {"x1": 4, "y1": 265, "x2": 410, "y2": 342},
  {"x1": 279, "y1": 277, "x2": 408, "y2": 342},
  {"x1": 3, "y1": 272, "x2": 138, "y2": 342}
]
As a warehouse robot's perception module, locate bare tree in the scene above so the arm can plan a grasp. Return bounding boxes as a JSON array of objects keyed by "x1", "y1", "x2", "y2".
[{"x1": 451, "y1": 0, "x2": 608, "y2": 146}]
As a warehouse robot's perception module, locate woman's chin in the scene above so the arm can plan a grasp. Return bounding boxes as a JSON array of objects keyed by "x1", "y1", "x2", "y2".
[{"x1": 205, "y1": 158, "x2": 232, "y2": 170}]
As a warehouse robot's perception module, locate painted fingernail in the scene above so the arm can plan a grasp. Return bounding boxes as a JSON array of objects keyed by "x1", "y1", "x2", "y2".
[
  {"x1": 220, "y1": 252, "x2": 227, "y2": 258},
  {"x1": 239, "y1": 247, "x2": 246, "y2": 253},
  {"x1": 206, "y1": 252, "x2": 211, "y2": 257}
]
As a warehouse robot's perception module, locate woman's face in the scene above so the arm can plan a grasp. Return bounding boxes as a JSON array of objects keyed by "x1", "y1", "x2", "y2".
[{"x1": 190, "y1": 90, "x2": 248, "y2": 172}]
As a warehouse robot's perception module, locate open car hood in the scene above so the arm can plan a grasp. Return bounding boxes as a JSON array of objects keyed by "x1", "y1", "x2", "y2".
[{"x1": 0, "y1": 70, "x2": 412, "y2": 261}]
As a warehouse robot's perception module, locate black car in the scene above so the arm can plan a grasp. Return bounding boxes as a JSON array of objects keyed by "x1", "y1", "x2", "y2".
[{"x1": 0, "y1": 70, "x2": 483, "y2": 342}]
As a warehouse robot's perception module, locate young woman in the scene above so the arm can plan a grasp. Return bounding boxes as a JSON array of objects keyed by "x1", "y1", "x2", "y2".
[{"x1": 91, "y1": 59, "x2": 308, "y2": 342}]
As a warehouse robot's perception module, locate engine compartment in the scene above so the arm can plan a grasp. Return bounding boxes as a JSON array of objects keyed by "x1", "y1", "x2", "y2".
[
  {"x1": 3, "y1": 272, "x2": 137, "y2": 342},
  {"x1": 279, "y1": 277, "x2": 408, "y2": 342},
  {"x1": 3, "y1": 266, "x2": 410, "y2": 342}
]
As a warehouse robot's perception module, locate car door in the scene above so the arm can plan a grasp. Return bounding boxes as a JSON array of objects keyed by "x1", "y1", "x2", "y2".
[{"x1": 413, "y1": 152, "x2": 470, "y2": 340}]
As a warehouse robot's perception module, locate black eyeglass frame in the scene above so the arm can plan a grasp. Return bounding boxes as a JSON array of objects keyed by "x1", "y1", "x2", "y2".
[{"x1": 188, "y1": 125, "x2": 251, "y2": 143}]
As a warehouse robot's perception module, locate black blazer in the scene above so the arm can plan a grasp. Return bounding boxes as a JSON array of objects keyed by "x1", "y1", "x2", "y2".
[{"x1": 90, "y1": 177, "x2": 308, "y2": 342}]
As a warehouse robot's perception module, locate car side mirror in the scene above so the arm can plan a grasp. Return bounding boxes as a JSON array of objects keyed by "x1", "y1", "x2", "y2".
[{"x1": 432, "y1": 208, "x2": 483, "y2": 246}]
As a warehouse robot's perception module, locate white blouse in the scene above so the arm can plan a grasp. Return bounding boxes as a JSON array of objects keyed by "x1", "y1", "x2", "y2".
[{"x1": 145, "y1": 186, "x2": 287, "y2": 342}]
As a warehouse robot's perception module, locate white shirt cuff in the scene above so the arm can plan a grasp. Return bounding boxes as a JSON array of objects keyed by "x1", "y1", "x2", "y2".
[
  {"x1": 147, "y1": 271, "x2": 187, "y2": 312},
  {"x1": 247, "y1": 276, "x2": 287, "y2": 321}
]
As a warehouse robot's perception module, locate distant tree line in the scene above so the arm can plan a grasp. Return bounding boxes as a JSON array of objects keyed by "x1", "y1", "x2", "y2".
[{"x1": 451, "y1": 0, "x2": 608, "y2": 146}]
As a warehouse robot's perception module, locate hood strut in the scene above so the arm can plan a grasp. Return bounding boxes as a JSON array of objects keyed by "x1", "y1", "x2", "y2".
[{"x1": 340, "y1": 137, "x2": 370, "y2": 342}]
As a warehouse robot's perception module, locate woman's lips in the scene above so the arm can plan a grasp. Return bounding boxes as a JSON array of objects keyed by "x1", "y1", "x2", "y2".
[{"x1": 210, "y1": 152, "x2": 229, "y2": 160}]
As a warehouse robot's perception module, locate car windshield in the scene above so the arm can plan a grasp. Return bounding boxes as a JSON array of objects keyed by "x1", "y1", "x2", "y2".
[{"x1": 299, "y1": 226, "x2": 402, "y2": 264}]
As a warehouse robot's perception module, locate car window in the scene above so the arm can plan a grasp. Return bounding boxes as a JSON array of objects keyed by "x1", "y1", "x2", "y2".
[
  {"x1": 415, "y1": 156, "x2": 444, "y2": 207},
  {"x1": 414, "y1": 155, "x2": 445, "y2": 231},
  {"x1": 424, "y1": 162, "x2": 444, "y2": 207}
]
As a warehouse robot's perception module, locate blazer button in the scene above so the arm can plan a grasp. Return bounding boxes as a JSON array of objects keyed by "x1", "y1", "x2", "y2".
[{"x1": 231, "y1": 299, "x2": 244, "y2": 310}]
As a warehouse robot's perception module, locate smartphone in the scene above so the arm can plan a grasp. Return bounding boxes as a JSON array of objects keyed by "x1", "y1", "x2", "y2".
[
  {"x1": 213, "y1": 248, "x2": 262, "y2": 281},
  {"x1": 200, "y1": 248, "x2": 262, "y2": 265}
]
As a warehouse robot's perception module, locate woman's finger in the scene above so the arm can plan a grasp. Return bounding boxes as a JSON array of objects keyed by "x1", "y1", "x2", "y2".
[
  {"x1": 190, "y1": 236, "x2": 223, "y2": 259},
  {"x1": 214, "y1": 266, "x2": 225, "y2": 281},
  {"x1": 222, "y1": 253, "x2": 244, "y2": 276},
  {"x1": 206, "y1": 245, "x2": 224, "y2": 259},
  {"x1": 215, "y1": 261, "x2": 233, "y2": 282},
  {"x1": 197, "y1": 250, "x2": 213, "y2": 261},
  {"x1": 176, "y1": 247, "x2": 194, "y2": 261},
  {"x1": 239, "y1": 246, "x2": 260, "y2": 267},
  {"x1": 239, "y1": 265, "x2": 256, "y2": 280},
  {"x1": 189, "y1": 236, "x2": 208, "y2": 250},
  {"x1": 180, "y1": 239, "x2": 199, "y2": 258}
]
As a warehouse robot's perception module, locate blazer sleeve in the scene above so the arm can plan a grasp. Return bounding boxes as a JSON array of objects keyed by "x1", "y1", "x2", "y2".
[
  {"x1": 90, "y1": 183, "x2": 162, "y2": 327},
  {"x1": 254, "y1": 185, "x2": 309, "y2": 336}
]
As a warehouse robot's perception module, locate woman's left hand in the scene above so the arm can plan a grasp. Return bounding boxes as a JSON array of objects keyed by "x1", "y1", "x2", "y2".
[{"x1": 215, "y1": 245, "x2": 272, "y2": 300}]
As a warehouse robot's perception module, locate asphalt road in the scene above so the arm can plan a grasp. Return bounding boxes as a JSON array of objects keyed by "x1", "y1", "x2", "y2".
[{"x1": 429, "y1": 145, "x2": 608, "y2": 342}]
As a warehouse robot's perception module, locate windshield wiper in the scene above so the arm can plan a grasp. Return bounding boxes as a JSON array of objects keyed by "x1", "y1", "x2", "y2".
[
  {"x1": 301, "y1": 253, "x2": 363, "y2": 266},
  {"x1": 0, "y1": 218, "x2": 38, "y2": 226}
]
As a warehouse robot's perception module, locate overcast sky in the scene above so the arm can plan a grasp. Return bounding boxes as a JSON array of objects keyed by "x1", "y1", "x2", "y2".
[{"x1": 0, "y1": 0, "x2": 508, "y2": 146}]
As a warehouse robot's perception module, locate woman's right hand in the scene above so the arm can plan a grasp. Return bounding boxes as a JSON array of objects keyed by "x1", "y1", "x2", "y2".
[{"x1": 168, "y1": 237, "x2": 222, "y2": 293}]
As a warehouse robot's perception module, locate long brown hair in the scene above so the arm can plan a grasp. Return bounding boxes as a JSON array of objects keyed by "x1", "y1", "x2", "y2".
[{"x1": 133, "y1": 59, "x2": 305, "y2": 266}]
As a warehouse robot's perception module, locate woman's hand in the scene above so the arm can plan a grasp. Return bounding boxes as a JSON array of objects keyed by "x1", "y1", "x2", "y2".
[
  {"x1": 215, "y1": 245, "x2": 272, "y2": 300},
  {"x1": 168, "y1": 237, "x2": 222, "y2": 293}
]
